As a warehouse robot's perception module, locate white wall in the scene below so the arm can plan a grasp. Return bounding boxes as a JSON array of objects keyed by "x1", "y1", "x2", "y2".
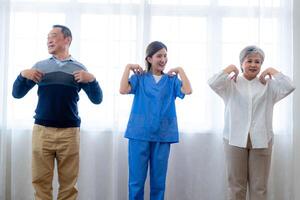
[{"x1": 293, "y1": 0, "x2": 300, "y2": 199}]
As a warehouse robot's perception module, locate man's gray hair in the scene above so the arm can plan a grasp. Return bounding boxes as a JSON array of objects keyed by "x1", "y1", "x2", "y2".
[
  {"x1": 239, "y1": 45, "x2": 265, "y2": 65},
  {"x1": 52, "y1": 24, "x2": 72, "y2": 45}
]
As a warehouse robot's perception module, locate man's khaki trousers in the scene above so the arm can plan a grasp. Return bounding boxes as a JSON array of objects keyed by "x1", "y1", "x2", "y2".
[
  {"x1": 224, "y1": 138, "x2": 272, "y2": 200},
  {"x1": 32, "y1": 124, "x2": 80, "y2": 200}
]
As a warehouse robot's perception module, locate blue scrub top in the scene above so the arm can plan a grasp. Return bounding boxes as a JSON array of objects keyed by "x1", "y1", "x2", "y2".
[{"x1": 125, "y1": 72, "x2": 185, "y2": 143}]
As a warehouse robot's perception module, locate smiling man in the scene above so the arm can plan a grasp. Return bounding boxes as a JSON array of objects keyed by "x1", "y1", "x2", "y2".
[{"x1": 12, "y1": 25, "x2": 103, "y2": 200}]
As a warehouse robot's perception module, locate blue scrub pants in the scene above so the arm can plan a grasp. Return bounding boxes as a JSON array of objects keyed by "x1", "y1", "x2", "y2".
[{"x1": 128, "y1": 139, "x2": 171, "y2": 200}]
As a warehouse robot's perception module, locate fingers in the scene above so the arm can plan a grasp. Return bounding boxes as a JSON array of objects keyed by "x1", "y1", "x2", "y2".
[
  {"x1": 73, "y1": 73, "x2": 81, "y2": 82},
  {"x1": 268, "y1": 74, "x2": 272, "y2": 80},
  {"x1": 234, "y1": 68, "x2": 239, "y2": 82},
  {"x1": 126, "y1": 64, "x2": 144, "y2": 74},
  {"x1": 259, "y1": 75, "x2": 266, "y2": 85},
  {"x1": 74, "y1": 71, "x2": 85, "y2": 82},
  {"x1": 32, "y1": 77, "x2": 39, "y2": 83},
  {"x1": 130, "y1": 64, "x2": 143, "y2": 74},
  {"x1": 167, "y1": 69, "x2": 176, "y2": 76},
  {"x1": 224, "y1": 65, "x2": 239, "y2": 79},
  {"x1": 232, "y1": 66, "x2": 239, "y2": 76},
  {"x1": 73, "y1": 70, "x2": 84, "y2": 82},
  {"x1": 32, "y1": 75, "x2": 42, "y2": 83},
  {"x1": 259, "y1": 71, "x2": 269, "y2": 85},
  {"x1": 31, "y1": 70, "x2": 44, "y2": 83},
  {"x1": 167, "y1": 71, "x2": 175, "y2": 76},
  {"x1": 167, "y1": 67, "x2": 182, "y2": 76},
  {"x1": 133, "y1": 67, "x2": 143, "y2": 74},
  {"x1": 259, "y1": 68, "x2": 275, "y2": 85},
  {"x1": 229, "y1": 67, "x2": 239, "y2": 82},
  {"x1": 231, "y1": 73, "x2": 238, "y2": 82},
  {"x1": 73, "y1": 70, "x2": 95, "y2": 83},
  {"x1": 259, "y1": 68, "x2": 277, "y2": 85},
  {"x1": 34, "y1": 72, "x2": 43, "y2": 83}
]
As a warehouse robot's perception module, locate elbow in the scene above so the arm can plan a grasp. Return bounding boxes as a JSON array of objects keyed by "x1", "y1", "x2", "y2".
[
  {"x1": 119, "y1": 88, "x2": 129, "y2": 95},
  {"x1": 289, "y1": 86, "x2": 296, "y2": 95},
  {"x1": 185, "y1": 89, "x2": 192, "y2": 95},
  {"x1": 182, "y1": 87, "x2": 192, "y2": 95},
  {"x1": 119, "y1": 84, "x2": 131, "y2": 95},
  {"x1": 186, "y1": 90, "x2": 192, "y2": 95},
  {"x1": 93, "y1": 98, "x2": 102, "y2": 104},
  {"x1": 96, "y1": 95, "x2": 103, "y2": 104},
  {"x1": 288, "y1": 84, "x2": 296, "y2": 94},
  {"x1": 12, "y1": 91, "x2": 23, "y2": 99},
  {"x1": 92, "y1": 93, "x2": 103, "y2": 104}
]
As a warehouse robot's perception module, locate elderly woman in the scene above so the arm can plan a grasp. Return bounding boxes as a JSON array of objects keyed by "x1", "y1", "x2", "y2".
[{"x1": 208, "y1": 46, "x2": 295, "y2": 200}]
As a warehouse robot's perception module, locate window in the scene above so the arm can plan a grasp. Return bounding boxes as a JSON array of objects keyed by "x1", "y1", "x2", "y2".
[{"x1": 8, "y1": 0, "x2": 293, "y2": 134}]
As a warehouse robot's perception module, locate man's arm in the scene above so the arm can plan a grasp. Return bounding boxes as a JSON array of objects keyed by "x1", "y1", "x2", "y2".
[
  {"x1": 12, "y1": 69, "x2": 43, "y2": 98},
  {"x1": 74, "y1": 70, "x2": 103, "y2": 104}
]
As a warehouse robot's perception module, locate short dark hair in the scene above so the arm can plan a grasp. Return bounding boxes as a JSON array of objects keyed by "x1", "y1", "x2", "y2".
[{"x1": 52, "y1": 25, "x2": 72, "y2": 44}]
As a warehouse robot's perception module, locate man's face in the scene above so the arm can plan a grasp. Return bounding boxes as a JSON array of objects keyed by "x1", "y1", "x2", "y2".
[{"x1": 47, "y1": 27, "x2": 70, "y2": 55}]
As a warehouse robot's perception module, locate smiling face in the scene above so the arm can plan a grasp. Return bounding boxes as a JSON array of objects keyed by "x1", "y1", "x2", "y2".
[
  {"x1": 241, "y1": 53, "x2": 263, "y2": 80},
  {"x1": 47, "y1": 27, "x2": 71, "y2": 56},
  {"x1": 147, "y1": 48, "x2": 168, "y2": 75}
]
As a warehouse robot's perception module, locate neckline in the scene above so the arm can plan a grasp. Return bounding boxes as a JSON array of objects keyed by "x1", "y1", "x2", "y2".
[
  {"x1": 242, "y1": 74, "x2": 257, "y2": 81},
  {"x1": 148, "y1": 72, "x2": 165, "y2": 85}
]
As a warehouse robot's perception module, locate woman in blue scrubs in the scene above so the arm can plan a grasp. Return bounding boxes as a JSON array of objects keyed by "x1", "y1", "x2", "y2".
[{"x1": 120, "y1": 41, "x2": 192, "y2": 200}]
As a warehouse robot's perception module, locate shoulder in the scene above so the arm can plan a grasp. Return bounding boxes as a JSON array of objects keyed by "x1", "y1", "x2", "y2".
[
  {"x1": 131, "y1": 72, "x2": 149, "y2": 79},
  {"x1": 34, "y1": 57, "x2": 52, "y2": 65},
  {"x1": 69, "y1": 59, "x2": 87, "y2": 71},
  {"x1": 165, "y1": 74, "x2": 180, "y2": 82},
  {"x1": 32, "y1": 57, "x2": 53, "y2": 69}
]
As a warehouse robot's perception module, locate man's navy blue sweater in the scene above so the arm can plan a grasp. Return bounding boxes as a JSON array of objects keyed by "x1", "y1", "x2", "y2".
[{"x1": 12, "y1": 57, "x2": 103, "y2": 128}]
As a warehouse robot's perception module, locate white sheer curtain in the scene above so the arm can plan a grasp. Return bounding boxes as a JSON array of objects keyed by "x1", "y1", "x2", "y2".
[
  {"x1": 0, "y1": 0, "x2": 10, "y2": 199},
  {"x1": 0, "y1": 0, "x2": 293, "y2": 199}
]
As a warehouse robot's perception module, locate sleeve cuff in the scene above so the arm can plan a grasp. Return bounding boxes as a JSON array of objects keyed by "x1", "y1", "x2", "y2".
[
  {"x1": 17, "y1": 73, "x2": 27, "y2": 81},
  {"x1": 88, "y1": 79, "x2": 98, "y2": 85}
]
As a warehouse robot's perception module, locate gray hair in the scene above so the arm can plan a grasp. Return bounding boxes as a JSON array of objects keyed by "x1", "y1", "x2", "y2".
[
  {"x1": 239, "y1": 45, "x2": 265, "y2": 65},
  {"x1": 52, "y1": 24, "x2": 72, "y2": 45}
]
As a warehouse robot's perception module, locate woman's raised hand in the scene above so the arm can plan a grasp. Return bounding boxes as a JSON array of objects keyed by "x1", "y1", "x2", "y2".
[{"x1": 223, "y1": 64, "x2": 239, "y2": 82}]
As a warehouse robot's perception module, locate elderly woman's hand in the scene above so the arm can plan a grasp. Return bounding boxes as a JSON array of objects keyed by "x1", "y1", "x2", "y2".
[
  {"x1": 259, "y1": 67, "x2": 279, "y2": 85},
  {"x1": 223, "y1": 64, "x2": 239, "y2": 82}
]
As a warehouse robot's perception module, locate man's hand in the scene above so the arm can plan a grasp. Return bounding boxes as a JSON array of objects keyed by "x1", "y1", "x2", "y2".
[
  {"x1": 21, "y1": 69, "x2": 44, "y2": 83},
  {"x1": 73, "y1": 70, "x2": 95, "y2": 83}
]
